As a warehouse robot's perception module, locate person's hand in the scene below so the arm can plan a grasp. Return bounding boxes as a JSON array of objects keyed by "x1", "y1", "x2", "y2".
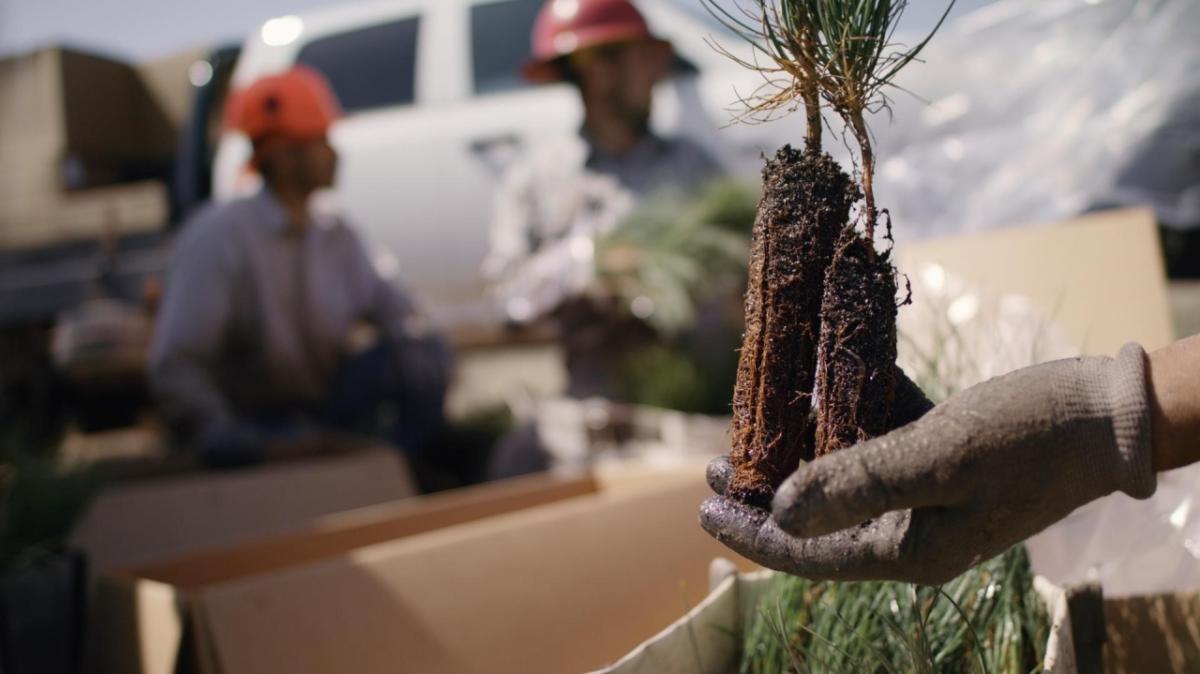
[{"x1": 700, "y1": 344, "x2": 1155, "y2": 585}]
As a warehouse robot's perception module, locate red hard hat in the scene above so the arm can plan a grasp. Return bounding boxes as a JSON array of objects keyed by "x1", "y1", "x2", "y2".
[
  {"x1": 224, "y1": 65, "x2": 342, "y2": 144},
  {"x1": 523, "y1": 0, "x2": 671, "y2": 83}
]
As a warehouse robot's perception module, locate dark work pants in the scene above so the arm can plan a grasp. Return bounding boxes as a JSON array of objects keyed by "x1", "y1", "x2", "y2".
[
  {"x1": 204, "y1": 338, "x2": 447, "y2": 469},
  {"x1": 318, "y1": 339, "x2": 446, "y2": 460}
]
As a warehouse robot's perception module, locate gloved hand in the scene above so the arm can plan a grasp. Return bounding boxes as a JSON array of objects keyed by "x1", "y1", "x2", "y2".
[{"x1": 701, "y1": 344, "x2": 1155, "y2": 585}]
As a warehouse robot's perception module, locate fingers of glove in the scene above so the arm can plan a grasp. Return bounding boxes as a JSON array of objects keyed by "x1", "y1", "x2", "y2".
[
  {"x1": 772, "y1": 423, "x2": 963, "y2": 538},
  {"x1": 891, "y1": 366, "x2": 935, "y2": 428},
  {"x1": 700, "y1": 496, "x2": 926, "y2": 582},
  {"x1": 707, "y1": 454, "x2": 733, "y2": 495}
]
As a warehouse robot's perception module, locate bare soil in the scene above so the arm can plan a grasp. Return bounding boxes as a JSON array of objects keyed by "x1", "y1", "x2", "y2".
[{"x1": 813, "y1": 228, "x2": 899, "y2": 456}]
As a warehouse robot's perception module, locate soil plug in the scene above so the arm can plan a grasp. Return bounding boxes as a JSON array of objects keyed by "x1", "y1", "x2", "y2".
[
  {"x1": 726, "y1": 146, "x2": 857, "y2": 506},
  {"x1": 812, "y1": 224, "x2": 901, "y2": 455}
]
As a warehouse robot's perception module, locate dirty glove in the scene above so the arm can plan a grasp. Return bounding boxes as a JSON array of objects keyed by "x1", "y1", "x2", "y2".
[{"x1": 701, "y1": 344, "x2": 1155, "y2": 585}]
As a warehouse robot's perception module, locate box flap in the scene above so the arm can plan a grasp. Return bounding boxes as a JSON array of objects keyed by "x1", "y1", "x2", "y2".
[
  {"x1": 130, "y1": 471, "x2": 598, "y2": 589},
  {"x1": 71, "y1": 448, "x2": 417, "y2": 576},
  {"x1": 195, "y1": 472, "x2": 753, "y2": 674}
]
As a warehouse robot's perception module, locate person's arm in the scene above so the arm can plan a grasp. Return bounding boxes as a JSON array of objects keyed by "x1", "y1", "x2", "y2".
[
  {"x1": 482, "y1": 162, "x2": 540, "y2": 292},
  {"x1": 700, "y1": 338, "x2": 1200, "y2": 585},
  {"x1": 1148, "y1": 334, "x2": 1200, "y2": 471},
  {"x1": 345, "y1": 226, "x2": 443, "y2": 357},
  {"x1": 484, "y1": 162, "x2": 577, "y2": 322},
  {"x1": 484, "y1": 159, "x2": 635, "y2": 322},
  {"x1": 345, "y1": 228, "x2": 451, "y2": 451},
  {"x1": 149, "y1": 223, "x2": 258, "y2": 463}
]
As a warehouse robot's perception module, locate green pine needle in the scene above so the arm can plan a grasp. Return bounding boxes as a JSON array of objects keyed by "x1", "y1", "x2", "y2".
[
  {"x1": 740, "y1": 546, "x2": 1050, "y2": 674},
  {"x1": 596, "y1": 180, "x2": 756, "y2": 336},
  {"x1": 700, "y1": 0, "x2": 955, "y2": 233}
]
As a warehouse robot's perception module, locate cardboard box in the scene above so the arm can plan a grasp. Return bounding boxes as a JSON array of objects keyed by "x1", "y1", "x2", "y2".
[
  {"x1": 71, "y1": 448, "x2": 418, "y2": 578},
  {"x1": 592, "y1": 568, "x2": 1082, "y2": 674},
  {"x1": 93, "y1": 468, "x2": 751, "y2": 674},
  {"x1": 125, "y1": 470, "x2": 598, "y2": 589},
  {"x1": 1105, "y1": 592, "x2": 1200, "y2": 673},
  {"x1": 898, "y1": 207, "x2": 1175, "y2": 357}
]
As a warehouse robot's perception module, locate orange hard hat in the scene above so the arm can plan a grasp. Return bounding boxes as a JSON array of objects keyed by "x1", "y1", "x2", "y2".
[
  {"x1": 224, "y1": 65, "x2": 342, "y2": 145},
  {"x1": 523, "y1": 0, "x2": 671, "y2": 84}
]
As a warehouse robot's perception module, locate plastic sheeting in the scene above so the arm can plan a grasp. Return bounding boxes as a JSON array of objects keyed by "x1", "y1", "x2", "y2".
[
  {"x1": 1027, "y1": 464, "x2": 1200, "y2": 598},
  {"x1": 897, "y1": 265, "x2": 1200, "y2": 598},
  {"x1": 870, "y1": 0, "x2": 1200, "y2": 239}
]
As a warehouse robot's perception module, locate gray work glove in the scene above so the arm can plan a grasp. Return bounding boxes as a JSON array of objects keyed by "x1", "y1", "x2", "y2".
[{"x1": 701, "y1": 344, "x2": 1156, "y2": 585}]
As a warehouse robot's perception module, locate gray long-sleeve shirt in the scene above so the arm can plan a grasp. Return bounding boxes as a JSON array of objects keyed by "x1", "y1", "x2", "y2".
[{"x1": 149, "y1": 189, "x2": 427, "y2": 436}]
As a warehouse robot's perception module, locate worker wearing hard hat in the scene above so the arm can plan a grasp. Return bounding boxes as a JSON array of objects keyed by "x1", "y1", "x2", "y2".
[
  {"x1": 150, "y1": 66, "x2": 449, "y2": 469},
  {"x1": 483, "y1": 0, "x2": 724, "y2": 401}
]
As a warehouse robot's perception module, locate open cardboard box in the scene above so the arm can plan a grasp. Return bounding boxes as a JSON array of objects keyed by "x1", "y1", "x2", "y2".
[
  {"x1": 594, "y1": 564, "x2": 1200, "y2": 674},
  {"x1": 90, "y1": 469, "x2": 599, "y2": 673},
  {"x1": 1104, "y1": 593, "x2": 1200, "y2": 672},
  {"x1": 91, "y1": 466, "x2": 750, "y2": 674},
  {"x1": 593, "y1": 565, "x2": 1090, "y2": 674},
  {"x1": 71, "y1": 448, "x2": 419, "y2": 578}
]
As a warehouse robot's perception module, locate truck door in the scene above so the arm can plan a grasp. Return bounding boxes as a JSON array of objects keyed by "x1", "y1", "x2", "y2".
[{"x1": 325, "y1": 0, "x2": 577, "y2": 331}]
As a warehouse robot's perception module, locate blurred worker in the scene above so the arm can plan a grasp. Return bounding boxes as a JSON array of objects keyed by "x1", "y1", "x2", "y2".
[
  {"x1": 150, "y1": 66, "x2": 449, "y2": 468},
  {"x1": 701, "y1": 335, "x2": 1200, "y2": 585},
  {"x1": 483, "y1": 0, "x2": 724, "y2": 400}
]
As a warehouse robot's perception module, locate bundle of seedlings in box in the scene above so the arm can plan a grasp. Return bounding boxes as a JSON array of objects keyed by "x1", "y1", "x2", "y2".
[
  {"x1": 740, "y1": 546, "x2": 1051, "y2": 673},
  {"x1": 698, "y1": 0, "x2": 1053, "y2": 670}
]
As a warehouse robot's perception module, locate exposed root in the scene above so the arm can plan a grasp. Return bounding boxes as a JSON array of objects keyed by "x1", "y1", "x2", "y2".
[{"x1": 813, "y1": 228, "x2": 900, "y2": 457}]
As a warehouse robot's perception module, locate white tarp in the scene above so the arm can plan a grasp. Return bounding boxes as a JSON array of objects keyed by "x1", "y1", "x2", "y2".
[{"x1": 872, "y1": 0, "x2": 1200, "y2": 238}]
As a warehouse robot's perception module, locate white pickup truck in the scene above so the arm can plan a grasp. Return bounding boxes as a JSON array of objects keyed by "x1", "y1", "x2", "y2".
[{"x1": 213, "y1": 0, "x2": 796, "y2": 330}]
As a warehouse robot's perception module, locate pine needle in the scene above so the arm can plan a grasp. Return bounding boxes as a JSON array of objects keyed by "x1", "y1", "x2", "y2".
[
  {"x1": 739, "y1": 546, "x2": 1050, "y2": 674},
  {"x1": 699, "y1": 0, "x2": 956, "y2": 237}
]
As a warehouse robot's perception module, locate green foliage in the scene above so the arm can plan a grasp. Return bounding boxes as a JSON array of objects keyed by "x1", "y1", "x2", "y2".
[
  {"x1": 596, "y1": 179, "x2": 756, "y2": 336},
  {"x1": 741, "y1": 546, "x2": 1050, "y2": 674},
  {"x1": 0, "y1": 460, "x2": 104, "y2": 574},
  {"x1": 700, "y1": 0, "x2": 955, "y2": 230},
  {"x1": 597, "y1": 180, "x2": 756, "y2": 415},
  {"x1": 700, "y1": 0, "x2": 954, "y2": 130},
  {"x1": 796, "y1": 0, "x2": 953, "y2": 117},
  {"x1": 616, "y1": 333, "x2": 741, "y2": 415}
]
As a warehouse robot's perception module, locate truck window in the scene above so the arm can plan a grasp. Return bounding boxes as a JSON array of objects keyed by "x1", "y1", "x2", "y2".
[
  {"x1": 471, "y1": 0, "x2": 542, "y2": 95},
  {"x1": 297, "y1": 17, "x2": 420, "y2": 112}
]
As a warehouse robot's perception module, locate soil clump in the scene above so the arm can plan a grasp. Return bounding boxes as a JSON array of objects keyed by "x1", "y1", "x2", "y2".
[
  {"x1": 726, "y1": 144, "x2": 858, "y2": 507},
  {"x1": 813, "y1": 227, "x2": 900, "y2": 456}
]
